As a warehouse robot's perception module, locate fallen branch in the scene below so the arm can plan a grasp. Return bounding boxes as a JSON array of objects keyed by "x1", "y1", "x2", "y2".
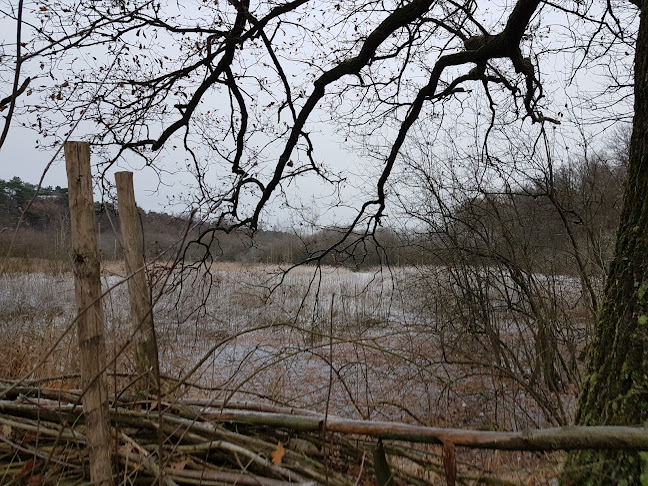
[
  {"x1": 209, "y1": 410, "x2": 648, "y2": 451},
  {"x1": 4, "y1": 390, "x2": 648, "y2": 452}
]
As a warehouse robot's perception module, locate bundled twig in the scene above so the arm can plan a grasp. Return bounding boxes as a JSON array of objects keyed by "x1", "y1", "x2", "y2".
[
  {"x1": 0, "y1": 386, "x2": 407, "y2": 485},
  {"x1": 0, "y1": 384, "x2": 584, "y2": 485}
]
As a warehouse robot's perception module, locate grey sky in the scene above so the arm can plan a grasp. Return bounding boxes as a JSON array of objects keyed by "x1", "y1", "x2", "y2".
[{"x1": 0, "y1": 0, "x2": 637, "y2": 227}]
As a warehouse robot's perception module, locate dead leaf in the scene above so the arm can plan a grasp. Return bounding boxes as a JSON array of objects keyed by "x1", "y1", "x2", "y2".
[
  {"x1": 118, "y1": 443, "x2": 133, "y2": 455},
  {"x1": 22, "y1": 431, "x2": 38, "y2": 444},
  {"x1": 1, "y1": 424, "x2": 11, "y2": 438},
  {"x1": 271, "y1": 441, "x2": 285, "y2": 465},
  {"x1": 27, "y1": 474, "x2": 42, "y2": 485},
  {"x1": 442, "y1": 441, "x2": 457, "y2": 486},
  {"x1": 20, "y1": 458, "x2": 35, "y2": 476},
  {"x1": 170, "y1": 457, "x2": 190, "y2": 470}
]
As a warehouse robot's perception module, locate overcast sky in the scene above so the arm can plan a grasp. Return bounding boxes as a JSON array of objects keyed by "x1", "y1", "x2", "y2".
[
  {"x1": 0, "y1": 124, "x2": 185, "y2": 212},
  {"x1": 0, "y1": 0, "x2": 637, "y2": 227}
]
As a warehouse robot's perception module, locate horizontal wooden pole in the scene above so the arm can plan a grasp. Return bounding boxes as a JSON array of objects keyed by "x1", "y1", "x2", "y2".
[
  {"x1": 4, "y1": 394, "x2": 648, "y2": 452},
  {"x1": 207, "y1": 410, "x2": 648, "y2": 451}
]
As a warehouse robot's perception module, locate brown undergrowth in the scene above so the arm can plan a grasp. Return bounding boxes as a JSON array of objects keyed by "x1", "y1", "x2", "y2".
[{"x1": 0, "y1": 263, "x2": 584, "y2": 484}]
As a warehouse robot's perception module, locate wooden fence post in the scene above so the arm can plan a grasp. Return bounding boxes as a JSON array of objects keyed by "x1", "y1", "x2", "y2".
[
  {"x1": 64, "y1": 141, "x2": 113, "y2": 486},
  {"x1": 115, "y1": 171, "x2": 159, "y2": 394}
]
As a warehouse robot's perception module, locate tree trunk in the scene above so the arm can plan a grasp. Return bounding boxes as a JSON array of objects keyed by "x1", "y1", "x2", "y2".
[
  {"x1": 562, "y1": 3, "x2": 648, "y2": 484},
  {"x1": 115, "y1": 171, "x2": 159, "y2": 395},
  {"x1": 65, "y1": 141, "x2": 114, "y2": 486}
]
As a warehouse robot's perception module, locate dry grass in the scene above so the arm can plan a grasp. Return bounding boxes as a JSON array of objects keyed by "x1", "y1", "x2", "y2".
[
  {"x1": 0, "y1": 262, "x2": 581, "y2": 484},
  {"x1": 0, "y1": 257, "x2": 71, "y2": 274}
]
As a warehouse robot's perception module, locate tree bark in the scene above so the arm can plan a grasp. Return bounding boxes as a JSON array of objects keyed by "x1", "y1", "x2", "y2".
[
  {"x1": 115, "y1": 171, "x2": 159, "y2": 394},
  {"x1": 65, "y1": 141, "x2": 113, "y2": 486},
  {"x1": 562, "y1": 2, "x2": 648, "y2": 484}
]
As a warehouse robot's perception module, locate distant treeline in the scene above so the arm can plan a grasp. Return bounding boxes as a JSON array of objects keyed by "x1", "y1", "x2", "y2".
[
  {"x1": 0, "y1": 156, "x2": 625, "y2": 275},
  {"x1": 0, "y1": 176, "x2": 413, "y2": 267},
  {"x1": 0, "y1": 177, "x2": 69, "y2": 229}
]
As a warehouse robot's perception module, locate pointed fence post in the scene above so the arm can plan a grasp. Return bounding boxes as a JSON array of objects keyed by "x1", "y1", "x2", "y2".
[
  {"x1": 115, "y1": 171, "x2": 159, "y2": 394},
  {"x1": 64, "y1": 141, "x2": 113, "y2": 486}
]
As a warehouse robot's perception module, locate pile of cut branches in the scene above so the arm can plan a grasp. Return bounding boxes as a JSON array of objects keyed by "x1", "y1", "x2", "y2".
[{"x1": 0, "y1": 384, "x2": 521, "y2": 485}]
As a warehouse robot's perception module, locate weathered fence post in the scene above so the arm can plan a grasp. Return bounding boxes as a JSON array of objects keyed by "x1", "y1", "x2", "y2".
[
  {"x1": 115, "y1": 171, "x2": 159, "y2": 394},
  {"x1": 64, "y1": 141, "x2": 113, "y2": 486}
]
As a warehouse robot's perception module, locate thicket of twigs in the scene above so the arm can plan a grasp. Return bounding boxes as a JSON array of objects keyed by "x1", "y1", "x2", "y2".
[
  {"x1": 0, "y1": 384, "x2": 530, "y2": 486},
  {"x1": 0, "y1": 262, "x2": 584, "y2": 484}
]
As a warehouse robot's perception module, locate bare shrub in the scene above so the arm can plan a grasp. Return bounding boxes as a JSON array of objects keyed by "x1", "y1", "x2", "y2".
[
  {"x1": 0, "y1": 272, "x2": 77, "y2": 381},
  {"x1": 389, "y1": 137, "x2": 624, "y2": 428}
]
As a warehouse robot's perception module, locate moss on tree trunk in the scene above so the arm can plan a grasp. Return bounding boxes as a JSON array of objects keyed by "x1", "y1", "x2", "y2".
[{"x1": 562, "y1": 2, "x2": 648, "y2": 484}]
